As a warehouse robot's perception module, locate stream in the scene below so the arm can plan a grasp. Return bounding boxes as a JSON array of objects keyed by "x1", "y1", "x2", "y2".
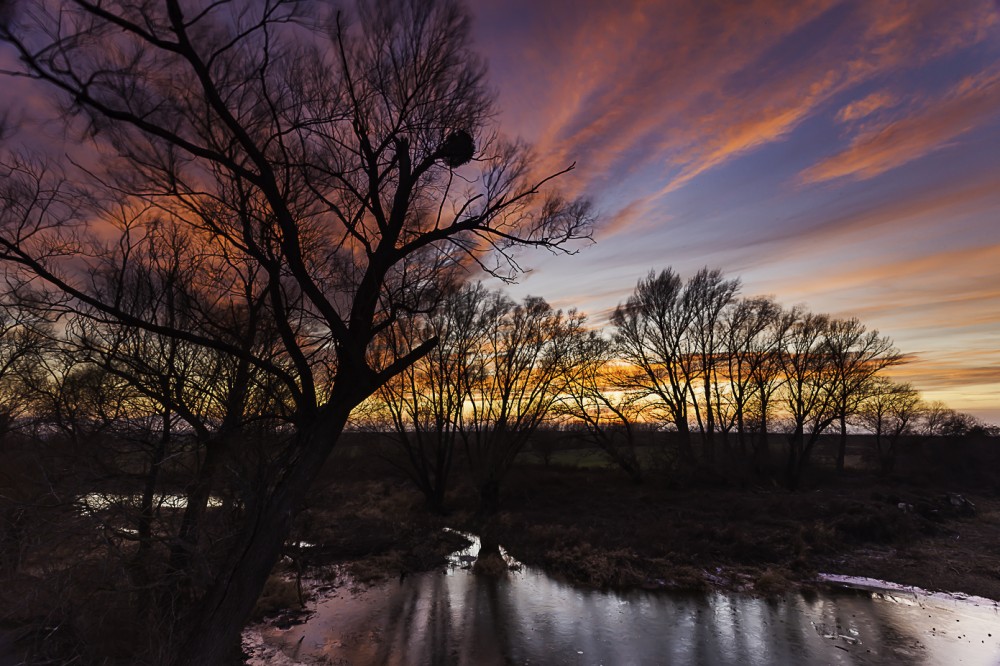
[{"x1": 246, "y1": 534, "x2": 1000, "y2": 665}]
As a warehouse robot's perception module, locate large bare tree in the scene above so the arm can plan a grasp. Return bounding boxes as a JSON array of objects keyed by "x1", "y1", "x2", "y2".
[{"x1": 0, "y1": 0, "x2": 591, "y2": 661}]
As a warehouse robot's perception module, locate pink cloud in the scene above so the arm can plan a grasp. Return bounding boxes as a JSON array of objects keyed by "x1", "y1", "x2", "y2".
[
  {"x1": 836, "y1": 91, "x2": 900, "y2": 123},
  {"x1": 801, "y1": 68, "x2": 1000, "y2": 184},
  {"x1": 475, "y1": 0, "x2": 998, "y2": 208}
]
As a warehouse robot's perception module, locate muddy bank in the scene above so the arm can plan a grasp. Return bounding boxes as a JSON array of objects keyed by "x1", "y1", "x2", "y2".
[
  {"x1": 458, "y1": 466, "x2": 1000, "y2": 600},
  {"x1": 294, "y1": 460, "x2": 1000, "y2": 602}
]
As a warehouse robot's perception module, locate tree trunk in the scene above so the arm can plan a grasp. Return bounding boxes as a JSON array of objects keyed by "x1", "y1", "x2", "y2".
[
  {"x1": 133, "y1": 409, "x2": 171, "y2": 603},
  {"x1": 784, "y1": 447, "x2": 798, "y2": 490},
  {"x1": 702, "y1": 381, "x2": 715, "y2": 464},
  {"x1": 785, "y1": 425, "x2": 804, "y2": 490},
  {"x1": 754, "y1": 407, "x2": 771, "y2": 475},
  {"x1": 736, "y1": 407, "x2": 747, "y2": 457},
  {"x1": 676, "y1": 418, "x2": 694, "y2": 463},
  {"x1": 168, "y1": 433, "x2": 231, "y2": 574},
  {"x1": 137, "y1": 410, "x2": 170, "y2": 565},
  {"x1": 428, "y1": 473, "x2": 448, "y2": 516},
  {"x1": 477, "y1": 478, "x2": 501, "y2": 519},
  {"x1": 835, "y1": 414, "x2": 847, "y2": 473},
  {"x1": 619, "y1": 449, "x2": 643, "y2": 484},
  {"x1": 879, "y1": 435, "x2": 898, "y2": 476},
  {"x1": 170, "y1": 413, "x2": 348, "y2": 666}
]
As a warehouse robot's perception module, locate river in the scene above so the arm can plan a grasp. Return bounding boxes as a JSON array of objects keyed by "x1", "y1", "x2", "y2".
[{"x1": 247, "y1": 534, "x2": 1000, "y2": 665}]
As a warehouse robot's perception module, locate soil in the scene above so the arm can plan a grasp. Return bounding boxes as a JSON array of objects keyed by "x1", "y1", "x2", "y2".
[{"x1": 294, "y1": 454, "x2": 1000, "y2": 602}]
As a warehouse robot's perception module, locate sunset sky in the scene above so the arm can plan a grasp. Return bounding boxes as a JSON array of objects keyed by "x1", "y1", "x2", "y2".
[
  {"x1": 470, "y1": 0, "x2": 1000, "y2": 422},
  {"x1": 2, "y1": 0, "x2": 998, "y2": 422}
]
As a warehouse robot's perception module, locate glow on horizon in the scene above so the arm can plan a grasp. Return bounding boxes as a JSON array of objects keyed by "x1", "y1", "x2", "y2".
[{"x1": 470, "y1": 0, "x2": 1000, "y2": 423}]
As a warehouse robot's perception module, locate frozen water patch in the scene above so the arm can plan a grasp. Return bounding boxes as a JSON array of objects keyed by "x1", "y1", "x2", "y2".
[
  {"x1": 242, "y1": 629, "x2": 309, "y2": 666},
  {"x1": 442, "y1": 527, "x2": 523, "y2": 569},
  {"x1": 819, "y1": 574, "x2": 1000, "y2": 608},
  {"x1": 77, "y1": 492, "x2": 224, "y2": 512}
]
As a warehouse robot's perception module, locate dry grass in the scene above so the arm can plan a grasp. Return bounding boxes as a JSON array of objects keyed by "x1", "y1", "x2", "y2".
[
  {"x1": 252, "y1": 575, "x2": 303, "y2": 621},
  {"x1": 472, "y1": 552, "x2": 508, "y2": 577},
  {"x1": 754, "y1": 569, "x2": 793, "y2": 597},
  {"x1": 464, "y1": 465, "x2": 1000, "y2": 599}
]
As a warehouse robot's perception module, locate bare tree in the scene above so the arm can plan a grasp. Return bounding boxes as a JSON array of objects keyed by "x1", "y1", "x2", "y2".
[
  {"x1": 459, "y1": 291, "x2": 583, "y2": 516},
  {"x1": 558, "y1": 330, "x2": 646, "y2": 483},
  {"x1": 745, "y1": 305, "x2": 798, "y2": 473},
  {"x1": 61, "y1": 238, "x2": 281, "y2": 591},
  {"x1": 612, "y1": 269, "x2": 697, "y2": 461},
  {"x1": 854, "y1": 377, "x2": 922, "y2": 475},
  {"x1": 775, "y1": 309, "x2": 837, "y2": 489},
  {"x1": 920, "y1": 402, "x2": 987, "y2": 437},
  {"x1": 377, "y1": 281, "x2": 486, "y2": 513},
  {"x1": 0, "y1": 0, "x2": 591, "y2": 661},
  {"x1": 0, "y1": 301, "x2": 47, "y2": 439},
  {"x1": 824, "y1": 317, "x2": 901, "y2": 473},
  {"x1": 684, "y1": 268, "x2": 740, "y2": 462},
  {"x1": 719, "y1": 296, "x2": 782, "y2": 465}
]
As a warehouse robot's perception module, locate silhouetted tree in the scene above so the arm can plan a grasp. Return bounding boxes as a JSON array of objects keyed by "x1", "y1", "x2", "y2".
[
  {"x1": 0, "y1": 301, "x2": 47, "y2": 439},
  {"x1": 0, "y1": 0, "x2": 591, "y2": 661},
  {"x1": 854, "y1": 377, "x2": 922, "y2": 475},
  {"x1": 612, "y1": 269, "x2": 697, "y2": 461},
  {"x1": 775, "y1": 310, "x2": 836, "y2": 489},
  {"x1": 558, "y1": 330, "x2": 646, "y2": 482},
  {"x1": 719, "y1": 296, "x2": 783, "y2": 465},
  {"x1": 823, "y1": 318, "x2": 900, "y2": 473},
  {"x1": 684, "y1": 268, "x2": 740, "y2": 462},
  {"x1": 377, "y1": 282, "x2": 487, "y2": 513},
  {"x1": 459, "y1": 291, "x2": 583, "y2": 516}
]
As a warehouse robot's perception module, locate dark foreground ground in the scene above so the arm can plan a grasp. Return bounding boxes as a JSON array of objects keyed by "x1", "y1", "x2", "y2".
[
  {"x1": 3, "y1": 437, "x2": 998, "y2": 664},
  {"x1": 290, "y1": 447, "x2": 1000, "y2": 605}
]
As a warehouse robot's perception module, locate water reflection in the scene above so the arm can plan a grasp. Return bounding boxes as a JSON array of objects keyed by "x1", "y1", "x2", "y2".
[
  {"x1": 255, "y1": 537, "x2": 1000, "y2": 666},
  {"x1": 77, "y1": 492, "x2": 223, "y2": 511}
]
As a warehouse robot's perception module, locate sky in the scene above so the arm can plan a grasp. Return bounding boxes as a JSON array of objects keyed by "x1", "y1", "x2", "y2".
[
  {"x1": 1, "y1": 0, "x2": 997, "y2": 422},
  {"x1": 468, "y1": 0, "x2": 1000, "y2": 423}
]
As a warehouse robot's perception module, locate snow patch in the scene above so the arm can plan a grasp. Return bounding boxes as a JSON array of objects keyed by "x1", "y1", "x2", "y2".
[{"x1": 819, "y1": 574, "x2": 1000, "y2": 608}]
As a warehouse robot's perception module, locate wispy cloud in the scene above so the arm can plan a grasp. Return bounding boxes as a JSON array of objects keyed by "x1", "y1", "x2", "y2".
[
  {"x1": 887, "y1": 353, "x2": 1000, "y2": 391},
  {"x1": 477, "y1": 0, "x2": 998, "y2": 207},
  {"x1": 836, "y1": 91, "x2": 900, "y2": 123},
  {"x1": 800, "y1": 68, "x2": 1000, "y2": 184}
]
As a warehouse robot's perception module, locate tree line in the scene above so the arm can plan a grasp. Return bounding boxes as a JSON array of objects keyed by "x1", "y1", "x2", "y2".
[{"x1": 363, "y1": 269, "x2": 993, "y2": 514}]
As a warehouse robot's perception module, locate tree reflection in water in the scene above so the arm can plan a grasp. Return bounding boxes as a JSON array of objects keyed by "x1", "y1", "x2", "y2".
[{"x1": 253, "y1": 539, "x2": 1000, "y2": 666}]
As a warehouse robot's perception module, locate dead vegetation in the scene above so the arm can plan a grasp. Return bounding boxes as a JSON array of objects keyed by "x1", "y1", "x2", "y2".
[{"x1": 474, "y1": 464, "x2": 1000, "y2": 600}]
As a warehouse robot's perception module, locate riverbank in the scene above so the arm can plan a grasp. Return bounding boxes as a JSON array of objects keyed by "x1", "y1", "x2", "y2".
[
  {"x1": 289, "y1": 457, "x2": 1000, "y2": 605},
  {"x1": 477, "y1": 466, "x2": 1000, "y2": 600}
]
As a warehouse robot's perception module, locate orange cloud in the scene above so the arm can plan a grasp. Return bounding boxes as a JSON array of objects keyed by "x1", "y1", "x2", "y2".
[
  {"x1": 757, "y1": 241, "x2": 1000, "y2": 322},
  {"x1": 593, "y1": 198, "x2": 659, "y2": 239},
  {"x1": 800, "y1": 68, "x2": 1000, "y2": 183},
  {"x1": 479, "y1": 0, "x2": 998, "y2": 210},
  {"x1": 836, "y1": 91, "x2": 899, "y2": 123},
  {"x1": 887, "y1": 354, "x2": 1000, "y2": 391}
]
